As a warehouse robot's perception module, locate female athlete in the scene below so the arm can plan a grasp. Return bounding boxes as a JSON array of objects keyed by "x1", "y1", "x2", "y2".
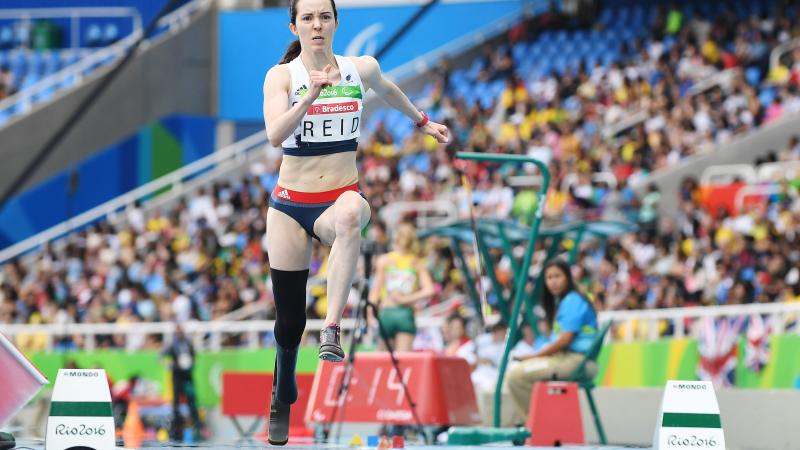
[{"x1": 262, "y1": 0, "x2": 449, "y2": 444}]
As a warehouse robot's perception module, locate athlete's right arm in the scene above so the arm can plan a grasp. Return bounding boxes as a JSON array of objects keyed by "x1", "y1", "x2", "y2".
[{"x1": 263, "y1": 65, "x2": 315, "y2": 147}]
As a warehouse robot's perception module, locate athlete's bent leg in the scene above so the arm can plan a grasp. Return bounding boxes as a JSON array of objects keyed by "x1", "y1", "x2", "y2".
[{"x1": 314, "y1": 191, "x2": 371, "y2": 361}]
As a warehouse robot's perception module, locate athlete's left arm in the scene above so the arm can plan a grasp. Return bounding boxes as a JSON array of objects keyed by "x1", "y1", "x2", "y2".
[{"x1": 357, "y1": 55, "x2": 449, "y2": 144}]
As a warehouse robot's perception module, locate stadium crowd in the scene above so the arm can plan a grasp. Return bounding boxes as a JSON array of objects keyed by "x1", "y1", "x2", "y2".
[{"x1": 1, "y1": 0, "x2": 799, "y2": 351}]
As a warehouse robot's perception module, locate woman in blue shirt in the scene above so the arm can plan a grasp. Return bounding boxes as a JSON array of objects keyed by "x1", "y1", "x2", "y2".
[{"x1": 506, "y1": 259, "x2": 598, "y2": 421}]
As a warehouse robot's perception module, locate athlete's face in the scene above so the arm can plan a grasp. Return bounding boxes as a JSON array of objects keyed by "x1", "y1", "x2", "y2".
[
  {"x1": 544, "y1": 265, "x2": 569, "y2": 298},
  {"x1": 290, "y1": 0, "x2": 337, "y2": 52}
]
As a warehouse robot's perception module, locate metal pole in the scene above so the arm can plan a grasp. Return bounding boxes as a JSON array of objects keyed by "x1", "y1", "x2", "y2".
[{"x1": 453, "y1": 152, "x2": 551, "y2": 428}]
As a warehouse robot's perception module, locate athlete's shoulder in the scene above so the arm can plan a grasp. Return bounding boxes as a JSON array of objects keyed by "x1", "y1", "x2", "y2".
[
  {"x1": 263, "y1": 63, "x2": 290, "y2": 91},
  {"x1": 265, "y1": 63, "x2": 290, "y2": 79},
  {"x1": 351, "y1": 55, "x2": 378, "y2": 66},
  {"x1": 348, "y1": 55, "x2": 379, "y2": 74}
]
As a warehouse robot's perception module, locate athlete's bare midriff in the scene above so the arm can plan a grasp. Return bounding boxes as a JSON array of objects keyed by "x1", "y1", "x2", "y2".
[{"x1": 276, "y1": 151, "x2": 358, "y2": 191}]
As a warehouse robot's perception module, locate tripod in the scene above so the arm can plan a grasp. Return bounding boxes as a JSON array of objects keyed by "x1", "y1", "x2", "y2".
[{"x1": 321, "y1": 241, "x2": 430, "y2": 445}]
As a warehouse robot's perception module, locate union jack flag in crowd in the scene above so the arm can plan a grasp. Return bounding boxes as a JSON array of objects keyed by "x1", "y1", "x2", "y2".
[
  {"x1": 745, "y1": 314, "x2": 771, "y2": 373},
  {"x1": 697, "y1": 316, "x2": 746, "y2": 388}
]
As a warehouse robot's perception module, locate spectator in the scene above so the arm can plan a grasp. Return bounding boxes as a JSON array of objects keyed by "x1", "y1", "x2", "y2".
[
  {"x1": 369, "y1": 222, "x2": 435, "y2": 351},
  {"x1": 506, "y1": 259, "x2": 598, "y2": 421},
  {"x1": 443, "y1": 314, "x2": 476, "y2": 368},
  {"x1": 161, "y1": 324, "x2": 203, "y2": 440}
]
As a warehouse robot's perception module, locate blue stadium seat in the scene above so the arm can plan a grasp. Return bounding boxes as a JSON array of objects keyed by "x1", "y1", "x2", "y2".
[
  {"x1": 490, "y1": 79, "x2": 505, "y2": 96},
  {"x1": 450, "y1": 68, "x2": 466, "y2": 83},
  {"x1": 44, "y1": 51, "x2": 61, "y2": 74},
  {"x1": 0, "y1": 26, "x2": 13, "y2": 49},
  {"x1": 394, "y1": 122, "x2": 413, "y2": 142},
  {"x1": 22, "y1": 72, "x2": 39, "y2": 88},
  {"x1": 584, "y1": 55, "x2": 599, "y2": 70},
  {"x1": 598, "y1": 9, "x2": 614, "y2": 25},
  {"x1": 601, "y1": 52, "x2": 618, "y2": 68},
  {"x1": 662, "y1": 35, "x2": 676, "y2": 51},
  {"x1": 551, "y1": 57, "x2": 567, "y2": 75},
  {"x1": 466, "y1": 58, "x2": 483, "y2": 79},
  {"x1": 758, "y1": 88, "x2": 775, "y2": 108},
  {"x1": 103, "y1": 23, "x2": 120, "y2": 45},
  {"x1": 591, "y1": 39, "x2": 608, "y2": 55},
  {"x1": 10, "y1": 50, "x2": 27, "y2": 81},
  {"x1": 541, "y1": 44, "x2": 558, "y2": 58},
  {"x1": 527, "y1": 45, "x2": 542, "y2": 61},
  {"x1": 30, "y1": 52, "x2": 45, "y2": 77},
  {"x1": 745, "y1": 67, "x2": 761, "y2": 87},
  {"x1": 577, "y1": 41, "x2": 592, "y2": 56},
  {"x1": 366, "y1": 109, "x2": 386, "y2": 132},
  {"x1": 512, "y1": 43, "x2": 527, "y2": 62},
  {"x1": 454, "y1": 79, "x2": 470, "y2": 98},
  {"x1": 13, "y1": 23, "x2": 30, "y2": 47},
  {"x1": 646, "y1": 7, "x2": 658, "y2": 25},
  {"x1": 85, "y1": 23, "x2": 103, "y2": 47},
  {"x1": 478, "y1": 92, "x2": 494, "y2": 109}
]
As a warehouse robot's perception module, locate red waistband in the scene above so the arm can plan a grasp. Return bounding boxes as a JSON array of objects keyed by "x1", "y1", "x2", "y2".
[{"x1": 272, "y1": 183, "x2": 359, "y2": 203}]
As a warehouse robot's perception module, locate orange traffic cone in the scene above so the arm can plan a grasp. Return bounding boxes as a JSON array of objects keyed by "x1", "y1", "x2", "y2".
[{"x1": 122, "y1": 400, "x2": 145, "y2": 448}]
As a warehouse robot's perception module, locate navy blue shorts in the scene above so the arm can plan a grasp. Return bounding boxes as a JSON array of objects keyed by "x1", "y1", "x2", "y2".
[{"x1": 268, "y1": 183, "x2": 361, "y2": 241}]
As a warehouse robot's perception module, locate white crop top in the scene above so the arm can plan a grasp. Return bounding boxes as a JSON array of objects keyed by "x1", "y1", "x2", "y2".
[{"x1": 280, "y1": 55, "x2": 365, "y2": 156}]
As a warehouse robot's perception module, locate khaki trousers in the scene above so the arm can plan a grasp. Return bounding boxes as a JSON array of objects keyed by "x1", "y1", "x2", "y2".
[{"x1": 505, "y1": 352, "x2": 590, "y2": 421}]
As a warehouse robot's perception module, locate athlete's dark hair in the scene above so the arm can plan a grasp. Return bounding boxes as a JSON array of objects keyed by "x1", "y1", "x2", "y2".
[{"x1": 280, "y1": 0, "x2": 339, "y2": 64}]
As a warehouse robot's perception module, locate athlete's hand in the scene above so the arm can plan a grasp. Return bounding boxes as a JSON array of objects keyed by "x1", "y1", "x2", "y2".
[
  {"x1": 420, "y1": 120, "x2": 449, "y2": 144},
  {"x1": 308, "y1": 64, "x2": 333, "y2": 100}
]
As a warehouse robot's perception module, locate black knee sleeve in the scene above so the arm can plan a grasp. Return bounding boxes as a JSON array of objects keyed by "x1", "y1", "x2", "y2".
[{"x1": 270, "y1": 268, "x2": 309, "y2": 349}]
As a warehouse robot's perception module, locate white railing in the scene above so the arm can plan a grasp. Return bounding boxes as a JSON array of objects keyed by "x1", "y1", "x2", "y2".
[
  {"x1": 770, "y1": 37, "x2": 800, "y2": 71},
  {"x1": 687, "y1": 67, "x2": 738, "y2": 97},
  {"x1": 700, "y1": 164, "x2": 757, "y2": 185},
  {"x1": 0, "y1": 131, "x2": 268, "y2": 264},
  {"x1": 599, "y1": 302, "x2": 800, "y2": 343},
  {"x1": 3, "y1": 302, "x2": 799, "y2": 351},
  {"x1": 602, "y1": 68, "x2": 738, "y2": 140},
  {"x1": 756, "y1": 160, "x2": 800, "y2": 182},
  {"x1": 0, "y1": 7, "x2": 142, "y2": 52},
  {"x1": 560, "y1": 171, "x2": 617, "y2": 192},
  {"x1": 0, "y1": 316, "x2": 447, "y2": 352},
  {"x1": 0, "y1": 0, "x2": 212, "y2": 122},
  {"x1": 602, "y1": 110, "x2": 647, "y2": 139},
  {"x1": 378, "y1": 199, "x2": 459, "y2": 231}
]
